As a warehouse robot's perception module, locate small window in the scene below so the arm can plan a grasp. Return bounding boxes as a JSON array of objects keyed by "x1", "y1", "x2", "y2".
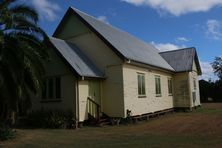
[
  {"x1": 155, "y1": 76, "x2": 161, "y2": 96},
  {"x1": 193, "y1": 78, "x2": 196, "y2": 90},
  {"x1": 168, "y1": 78, "x2": 173, "y2": 95},
  {"x1": 48, "y1": 78, "x2": 54, "y2": 99},
  {"x1": 41, "y1": 76, "x2": 62, "y2": 101},
  {"x1": 137, "y1": 73, "x2": 146, "y2": 97},
  {"x1": 55, "y1": 77, "x2": 61, "y2": 99}
]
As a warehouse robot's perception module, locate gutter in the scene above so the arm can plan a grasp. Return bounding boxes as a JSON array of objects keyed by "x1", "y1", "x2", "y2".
[
  {"x1": 75, "y1": 80, "x2": 79, "y2": 128},
  {"x1": 125, "y1": 59, "x2": 175, "y2": 74}
]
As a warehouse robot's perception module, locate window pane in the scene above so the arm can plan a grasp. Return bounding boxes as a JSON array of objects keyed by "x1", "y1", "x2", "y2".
[
  {"x1": 168, "y1": 78, "x2": 172, "y2": 94},
  {"x1": 157, "y1": 78, "x2": 161, "y2": 94},
  {"x1": 193, "y1": 78, "x2": 196, "y2": 90},
  {"x1": 48, "y1": 78, "x2": 54, "y2": 99},
  {"x1": 42, "y1": 80, "x2": 47, "y2": 99},
  {"x1": 155, "y1": 76, "x2": 161, "y2": 95},
  {"x1": 142, "y1": 75, "x2": 145, "y2": 95},
  {"x1": 138, "y1": 74, "x2": 145, "y2": 96},
  {"x1": 55, "y1": 77, "x2": 61, "y2": 99},
  {"x1": 155, "y1": 78, "x2": 158, "y2": 94}
]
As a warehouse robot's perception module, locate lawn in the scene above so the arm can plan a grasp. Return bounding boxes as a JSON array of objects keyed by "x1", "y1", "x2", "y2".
[{"x1": 1, "y1": 103, "x2": 222, "y2": 148}]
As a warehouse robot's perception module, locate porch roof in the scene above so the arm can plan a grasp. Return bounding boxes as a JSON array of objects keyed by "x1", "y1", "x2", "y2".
[
  {"x1": 160, "y1": 47, "x2": 202, "y2": 75},
  {"x1": 50, "y1": 37, "x2": 104, "y2": 78}
]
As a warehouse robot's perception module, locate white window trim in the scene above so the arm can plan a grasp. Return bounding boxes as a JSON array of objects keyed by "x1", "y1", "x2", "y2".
[
  {"x1": 137, "y1": 73, "x2": 146, "y2": 98},
  {"x1": 168, "y1": 77, "x2": 173, "y2": 96},
  {"x1": 155, "y1": 75, "x2": 162, "y2": 97}
]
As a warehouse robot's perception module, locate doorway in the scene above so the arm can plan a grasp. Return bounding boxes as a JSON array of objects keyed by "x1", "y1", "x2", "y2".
[{"x1": 87, "y1": 81, "x2": 101, "y2": 119}]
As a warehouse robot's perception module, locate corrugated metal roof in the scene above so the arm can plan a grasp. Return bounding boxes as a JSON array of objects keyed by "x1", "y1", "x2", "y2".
[
  {"x1": 50, "y1": 37, "x2": 104, "y2": 78},
  {"x1": 70, "y1": 7, "x2": 174, "y2": 72},
  {"x1": 159, "y1": 48, "x2": 196, "y2": 73}
]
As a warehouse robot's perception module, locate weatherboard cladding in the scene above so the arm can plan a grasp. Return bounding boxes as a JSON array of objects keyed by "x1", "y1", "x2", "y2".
[
  {"x1": 159, "y1": 48, "x2": 195, "y2": 73},
  {"x1": 70, "y1": 7, "x2": 175, "y2": 72},
  {"x1": 50, "y1": 37, "x2": 104, "y2": 78}
]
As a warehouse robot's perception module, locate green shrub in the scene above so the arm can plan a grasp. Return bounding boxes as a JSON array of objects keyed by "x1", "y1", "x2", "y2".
[
  {"x1": 0, "y1": 124, "x2": 16, "y2": 141},
  {"x1": 25, "y1": 110, "x2": 75, "y2": 129}
]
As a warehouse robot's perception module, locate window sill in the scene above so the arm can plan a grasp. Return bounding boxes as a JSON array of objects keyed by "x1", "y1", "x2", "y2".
[
  {"x1": 168, "y1": 94, "x2": 173, "y2": 96},
  {"x1": 156, "y1": 94, "x2": 162, "y2": 97},
  {"x1": 41, "y1": 99, "x2": 62, "y2": 103},
  {"x1": 138, "y1": 95, "x2": 147, "y2": 98}
]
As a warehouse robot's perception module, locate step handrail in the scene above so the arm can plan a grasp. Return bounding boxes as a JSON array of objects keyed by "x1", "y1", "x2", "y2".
[{"x1": 87, "y1": 97, "x2": 100, "y2": 121}]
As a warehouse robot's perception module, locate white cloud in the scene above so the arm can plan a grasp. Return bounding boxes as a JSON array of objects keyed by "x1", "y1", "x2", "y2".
[
  {"x1": 176, "y1": 37, "x2": 189, "y2": 42},
  {"x1": 199, "y1": 61, "x2": 217, "y2": 81},
  {"x1": 97, "y1": 16, "x2": 110, "y2": 24},
  {"x1": 29, "y1": 0, "x2": 61, "y2": 21},
  {"x1": 121, "y1": 0, "x2": 222, "y2": 16},
  {"x1": 205, "y1": 19, "x2": 222, "y2": 40},
  {"x1": 151, "y1": 41, "x2": 186, "y2": 52}
]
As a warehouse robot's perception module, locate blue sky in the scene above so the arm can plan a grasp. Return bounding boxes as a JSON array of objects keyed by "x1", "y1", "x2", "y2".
[{"x1": 21, "y1": 0, "x2": 222, "y2": 80}]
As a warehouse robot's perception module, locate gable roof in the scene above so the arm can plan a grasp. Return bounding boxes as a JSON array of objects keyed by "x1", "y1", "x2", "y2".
[
  {"x1": 49, "y1": 37, "x2": 104, "y2": 78},
  {"x1": 160, "y1": 47, "x2": 202, "y2": 75},
  {"x1": 53, "y1": 7, "x2": 174, "y2": 72}
]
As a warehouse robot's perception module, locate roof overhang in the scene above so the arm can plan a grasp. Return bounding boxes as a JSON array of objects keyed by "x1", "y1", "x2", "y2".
[{"x1": 193, "y1": 48, "x2": 202, "y2": 75}]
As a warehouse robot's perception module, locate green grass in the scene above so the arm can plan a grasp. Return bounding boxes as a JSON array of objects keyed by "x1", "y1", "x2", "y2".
[
  {"x1": 194, "y1": 107, "x2": 222, "y2": 114},
  {"x1": 194, "y1": 104, "x2": 222, "y2": 114},
  {"x1": 3, "y1": 128, "x2": 220, "y2": 148},
  {"x1": 1, "y1": 103, "x2": 222, "y2": 148}
]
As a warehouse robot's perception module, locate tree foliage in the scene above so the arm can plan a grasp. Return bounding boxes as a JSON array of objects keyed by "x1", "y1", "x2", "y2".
[
  {"x1": 212, "y1": 56, "x2": 222, "y2": 80},
  {"x1": 199, "y1": 79, "x2": 222, "y2": 102},
  {"x1": 0, "y1": 0, "x2": 49, "y2": 120}
]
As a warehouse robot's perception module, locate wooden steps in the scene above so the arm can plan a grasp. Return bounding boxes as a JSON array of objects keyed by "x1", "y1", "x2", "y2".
[
  {"x1": 85, "y1": 113, "x2": 112, "y2": 127},
  {"x1": 98, "y1": 116, "x2": 112, "y2": 127}
]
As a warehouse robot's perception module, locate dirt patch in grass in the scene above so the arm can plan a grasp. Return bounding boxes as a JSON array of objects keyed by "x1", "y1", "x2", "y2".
[
  {"x1": 1, "y1": 103, "x2": 222, "y2": 148},
  {"x1": 202, "y1": 103, "x2": 222, "y2": 109}
]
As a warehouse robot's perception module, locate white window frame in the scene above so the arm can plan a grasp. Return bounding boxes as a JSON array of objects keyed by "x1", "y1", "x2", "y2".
[
  {"x1": 137, "y1": 73, "x2": 146, "y2": 97},
  {"x1": 155, "y1": 75, "x2": 162, "y2": 97},
  {"x1": 168, "y1": 78, "x2": 173, "y2": 96}
]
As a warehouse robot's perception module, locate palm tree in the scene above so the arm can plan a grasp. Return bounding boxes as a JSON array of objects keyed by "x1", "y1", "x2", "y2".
[{"x1": 0, "y1": 0, "x2": 49, "y2": 122}]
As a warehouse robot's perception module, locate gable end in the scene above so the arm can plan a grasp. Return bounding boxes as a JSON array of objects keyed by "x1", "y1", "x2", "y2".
[{"x1": 53, "y1": 7, "x2": 126, "y2": 61}]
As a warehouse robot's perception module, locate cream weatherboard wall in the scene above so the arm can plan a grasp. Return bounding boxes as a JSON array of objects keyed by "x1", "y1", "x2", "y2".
[
  {"x1": 102, "y1": 65, "x2": 124, "y2": 117},
  {"x1": 189, "y1": 60, "x2": 201, "y2": 107},
  {"x1": 122, "y1": 64, "x2": 174, "y2": 117},
  {"x1": 31, "y1": 48, "x2": 77, "y2": 116},
  {"x1": 173, "y1": 72, "x2": 190, "y2": 108},
  {"x1": 173, "y1": 60, "x2": 201, "y2": 109},
  {"x1": 54, "y1": 15, "x2": 91, "y2": 40}
]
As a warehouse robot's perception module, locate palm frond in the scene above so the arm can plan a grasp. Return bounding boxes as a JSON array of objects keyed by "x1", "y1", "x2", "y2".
[
  {"x1": 11, "y1": 14, "x2": 39, "y2": 28},
  {"x1": 9, "y1": 5, "x2": 38, "y2": 23},
  {"x1": 0, "y1": 0, "x2": 49, "y2": 116},
  {"x1": 17, "y1": 33, "x2": 49, "y2": 59},
  {"x1": 0, "y1": 0, "x2": 15, "y2": 10}
]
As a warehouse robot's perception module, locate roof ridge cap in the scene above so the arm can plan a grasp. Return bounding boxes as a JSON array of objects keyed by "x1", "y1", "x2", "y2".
[{"x1": 159, "y1": 47, "x2": 195, "y2": 53}]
